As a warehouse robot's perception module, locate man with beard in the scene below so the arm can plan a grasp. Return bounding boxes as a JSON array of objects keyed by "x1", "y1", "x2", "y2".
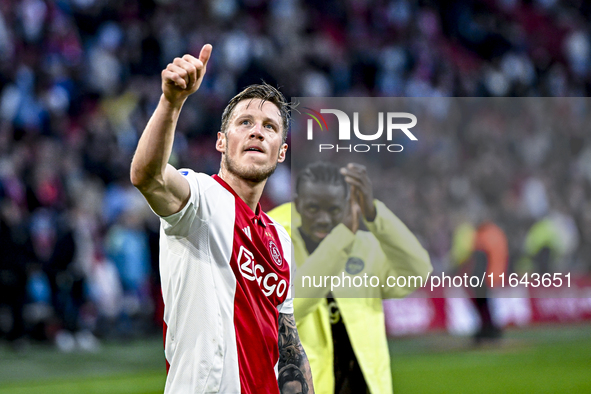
[
  {"x1": 130, "y1": 45, "x2": 314, "y2": 394},
  {"x1": 269, "y1": 162, "x2": 431, "y2": 394}
]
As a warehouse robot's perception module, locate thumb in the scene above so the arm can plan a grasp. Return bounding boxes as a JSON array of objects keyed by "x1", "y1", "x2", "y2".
[
  {"x1": 349, "y1": 186, "x2": 360, "y2": 232},
  {"x1": 199, "y1": 44, "x2": 213, "y2": 67},
  {"x1": 351, "y1": 203, "x2": 361, "y2": 233}
]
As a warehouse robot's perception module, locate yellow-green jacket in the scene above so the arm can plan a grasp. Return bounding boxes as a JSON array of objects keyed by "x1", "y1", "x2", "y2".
[{"x1": 268, "y1": 201, "x2": 432, "y2": 394}]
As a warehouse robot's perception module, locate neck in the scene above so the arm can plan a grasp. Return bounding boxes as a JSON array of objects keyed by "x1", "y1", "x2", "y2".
[
  {"x1": 218, "y1": 167, "x2": 267, "y2": 212},
  {"x1": 298, "y1": 227, "x2": 321, "y2": 254}
]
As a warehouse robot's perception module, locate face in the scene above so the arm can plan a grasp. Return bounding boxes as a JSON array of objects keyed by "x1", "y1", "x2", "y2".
[
  {"x1": 281, "y1": 381, "x2": 303, "y2": 394},
  {"x1": 295, "y1": 181, "x2": 347, "y2": 243},
  {"x1": 217, "y1": 98, "x2": 287, "y2": 183}
]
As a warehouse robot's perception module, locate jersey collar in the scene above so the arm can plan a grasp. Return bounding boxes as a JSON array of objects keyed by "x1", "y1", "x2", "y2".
[{"x1": 212, "y1": 174, "x2": 267, "y2": 227}]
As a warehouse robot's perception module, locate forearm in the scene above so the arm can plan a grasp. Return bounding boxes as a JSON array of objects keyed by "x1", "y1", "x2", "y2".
[
  {"x1": 291, "y1": 226, "x2": 356, "y2": 320},
  {"x1": 295, "y1": 224, "x2": 355, "y2": 298},
  {"x1": 298, "y1": 345, "x2": 314, "y2": 394},
  {"x1": 131, "y1": 48, "x2": 210, "y2": 216},
  {"x1": 278, "y1": 313, "x2": 315, "y2": 393},
  {"x1": 131, "y1": 95, "x2": 183, "y2": 189}
]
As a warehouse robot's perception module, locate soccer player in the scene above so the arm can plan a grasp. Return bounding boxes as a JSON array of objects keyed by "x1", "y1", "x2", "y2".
[
  {"x1": 269, "y1": 162, "x2": 432, "y2": 394},
  {"x1": 130, "y1": 44, "x2": 314, "y2": 394}
]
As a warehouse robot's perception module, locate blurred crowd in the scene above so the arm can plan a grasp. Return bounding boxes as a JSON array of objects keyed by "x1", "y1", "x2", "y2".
[{"x1": 1, "y1": 0, "x2": 591, "y2": 350}]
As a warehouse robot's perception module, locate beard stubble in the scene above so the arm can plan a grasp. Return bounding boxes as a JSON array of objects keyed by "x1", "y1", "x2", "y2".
[{"x1": 224, "y1": 152, "x2": 278, "y2": 183}]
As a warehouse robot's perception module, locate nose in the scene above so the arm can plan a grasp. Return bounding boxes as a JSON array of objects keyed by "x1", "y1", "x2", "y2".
[
  {"x1": 315, "y1": 211, "x2": 331, "y2": 226},
  {"x1": 250, "y1": 123, "x2": 264, "y2": 140}
]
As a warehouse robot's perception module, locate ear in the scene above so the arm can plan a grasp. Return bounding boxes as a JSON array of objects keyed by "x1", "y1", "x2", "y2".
[
  {"x1": 216, "y1": 131, "x2": 226, "y2": 153},
  {"x1": 277, "y1": 143, "x2": 288, "y2": 163}
]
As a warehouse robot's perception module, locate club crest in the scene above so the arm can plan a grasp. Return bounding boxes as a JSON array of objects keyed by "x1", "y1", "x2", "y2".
[
  {"x1": 345, "y1": 257, "x2": 365, "y2": 275},
  {"x1": 269, "y1": 240, "x2": 283, "y2": 266}
]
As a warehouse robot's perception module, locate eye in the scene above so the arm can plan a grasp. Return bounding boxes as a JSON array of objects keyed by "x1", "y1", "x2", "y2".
[
  {"x1": 241, "y1": 119, "x2": 251, "y2": 126},
  {"x1": 306, "y1": 206, "x2": 318, "y2": 214},
  {"x1": 265, "y1": 124, "x2": 275, "y2": 130},
  {"x1": 329, "y1": 207, "x2": 341, "y2": 215}
]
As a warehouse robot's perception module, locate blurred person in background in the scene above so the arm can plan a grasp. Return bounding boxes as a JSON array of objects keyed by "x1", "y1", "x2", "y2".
[
  {"x1": 40, "y1": 210, "x2": 79, "y2": 351},
  {"x1": 470, "y1": 220, "x2": 508, "y2": 342},
  {"x1": 104, "y1": 203, "x2": 151, "y2": 336},
  {"x1": 269, "y1": 161, "x2": 432, "y2": 394},
  {"x1": 516, "y1": 206, "x2": 580, "y2": 275},
  {"x1": 87, "y1": 251, "x2": 124, "y2": 338},
  {"x1": 0, "y1": 197, "x2": 32, "y2": 349},
  {"x1": 39, "y1": 208, "x2": 99, "y2": 352},
  {"x1": 451, "y1": 208, "x2": 509, "y2": 343}
]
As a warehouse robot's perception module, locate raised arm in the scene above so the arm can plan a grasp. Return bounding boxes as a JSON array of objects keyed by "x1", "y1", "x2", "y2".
[
  {"x1": 341, "y1": 163, "x2": 432, "y2": 298},
  {"x1": 130, "y1": 44, "x2": 212, "y2": 217},
  {"x1": 278, "y1": 313, "x2": 315, "y2": 394}
]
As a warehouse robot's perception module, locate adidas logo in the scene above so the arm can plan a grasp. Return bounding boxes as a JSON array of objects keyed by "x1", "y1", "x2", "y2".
[{"x1": 242, "y1": 226, "x2": 251, "y2": 241}]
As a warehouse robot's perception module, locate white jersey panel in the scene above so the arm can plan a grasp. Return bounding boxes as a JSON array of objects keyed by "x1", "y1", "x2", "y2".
[{"x1": 159, "y1": 169, "x2": 240, "y2": 394}]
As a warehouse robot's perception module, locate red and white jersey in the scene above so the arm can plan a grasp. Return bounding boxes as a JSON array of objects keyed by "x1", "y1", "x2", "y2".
[{"x1": 158, "y1": 169, "x2": 293, "y2": 394}]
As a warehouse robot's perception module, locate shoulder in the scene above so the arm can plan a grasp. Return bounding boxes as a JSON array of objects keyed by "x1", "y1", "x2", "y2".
[
  {"x1": 171, "y1": 170, "x2": 235, "y2": 224},
  {"x1": 178, "y1": 169, "x2": 216, "y2": 186},
  {"x1": 266, "y1": 214, "x2": 291, "y2": 244},
  {"x1": 267, "y1": 202, "x2": 292, "y2": 226},
  {"x1": 267, "y1": 202, "x2": 299, "y2": 239},
  {"x1": 178, "y1": 169, "x2": 230, "y2": 197}
]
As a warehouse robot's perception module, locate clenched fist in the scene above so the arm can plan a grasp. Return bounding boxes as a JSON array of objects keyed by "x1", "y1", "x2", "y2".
[{"x1": 162, "y1": 44, "x2": 212, "y2": 107}]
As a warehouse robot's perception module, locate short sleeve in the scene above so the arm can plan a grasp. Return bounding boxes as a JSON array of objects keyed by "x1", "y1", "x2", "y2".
[
  {"x1": 158, "y1": 168, "x2": 200, "y2": 237},
  {"x1": 277, "y1": 296, "x2": 293, "y2": 314},
  {"x1": 273, "y1": 220, "x2": 295, "y2": 315},
  {"x1": 278, "y1": 257, "x2": 294, "y2": 314}
]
